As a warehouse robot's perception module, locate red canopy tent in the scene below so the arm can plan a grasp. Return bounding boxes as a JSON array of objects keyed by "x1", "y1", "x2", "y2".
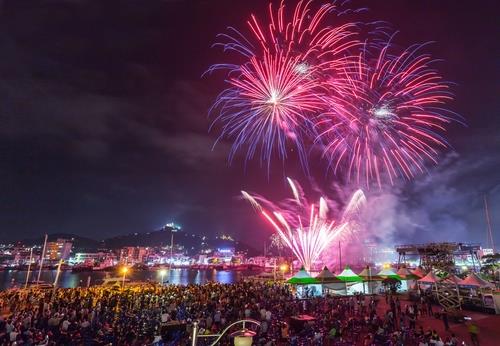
[
  {"x1": 411, "y1": 267, "x2": 426, "y2": 278},
  {"x1": 417, "y1": 271, "x2": 441, "y2": 284},
  {"x1": 458, "y1": 273, "x2": 494, "y2": 288},
  {"x1": 397, "y1": 267, "x2": 419, "y2": 280},
  {"x1": 442, "y1": 274, "x2": 462, "y2": 285}
]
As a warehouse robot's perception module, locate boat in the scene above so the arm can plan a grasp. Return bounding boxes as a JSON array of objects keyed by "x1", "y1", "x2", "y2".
[
  {"x1": 72, "y1": 264, "x2": 93, "y2": 273},
  {"x1": 28, "y1": 281, "x2": 54, "y2": 289},
  {"x1": 100, "y1": 277, "x2": 131, "y2": 287},
  {"x1": 245, "y1": 272, "x2": 282, "y2": 283}
]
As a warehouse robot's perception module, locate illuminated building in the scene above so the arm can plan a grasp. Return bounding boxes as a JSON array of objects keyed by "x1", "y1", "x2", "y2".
[
  {"x1": 120, "y1": 246, "x2": 150, "y2": 264},
  {"x1": 45, "y1": 238, "x2": 73, "y2": 261}
]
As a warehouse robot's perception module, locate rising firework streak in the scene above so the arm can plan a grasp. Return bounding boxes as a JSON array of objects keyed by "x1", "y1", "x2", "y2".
[{"x1": 242, "y1": 178, "x2": 365, "y2": 272}]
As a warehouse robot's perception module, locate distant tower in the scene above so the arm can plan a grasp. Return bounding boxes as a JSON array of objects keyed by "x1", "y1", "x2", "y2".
[{"x1": 484, "y1": 195, "x2": 496, "y2": 253}]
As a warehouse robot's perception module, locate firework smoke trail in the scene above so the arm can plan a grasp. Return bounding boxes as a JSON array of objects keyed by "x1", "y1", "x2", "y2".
[
  {"x1": 317, "y1": 40, "x2": 462, "y2": 187},
  {"x1": 242, "y1": 178, "x2": 366, "y2": 272},
  {"x1": 208, "y1": 1, "x2": 359, "y2": 171}
]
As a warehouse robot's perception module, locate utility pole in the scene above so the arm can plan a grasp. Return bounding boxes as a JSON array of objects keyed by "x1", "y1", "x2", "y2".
[
  {"x1": 37, "y1": 234, "x2": 48, "y2": 283},
  {"x1": 338, "y1": 241, "x2": 342, "y2": 272},
  {"x1": 169, "y1": 231, "x2": 174, "y2": 269},
  {"x1": 484, "y1": 195, "x2": 496, "y2": 253}
]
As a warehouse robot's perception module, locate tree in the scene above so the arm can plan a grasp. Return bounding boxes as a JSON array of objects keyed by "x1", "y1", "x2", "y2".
[
  {"x1": 382, "y1": 278, "x2": 402, "y2": 294},
  {"x1": 480, "y1": 254, "x2": 500, "y2": 280}
]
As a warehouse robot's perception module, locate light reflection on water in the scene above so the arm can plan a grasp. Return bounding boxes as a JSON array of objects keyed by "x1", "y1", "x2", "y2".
[{"x1": 0, "y1": 268, "x2": 256, "y2": 291}]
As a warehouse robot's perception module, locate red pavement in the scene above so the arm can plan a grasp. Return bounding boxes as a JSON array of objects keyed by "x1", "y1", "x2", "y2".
[{"x1": 376, "y1": 297, "x2": 500, "y2": 346}]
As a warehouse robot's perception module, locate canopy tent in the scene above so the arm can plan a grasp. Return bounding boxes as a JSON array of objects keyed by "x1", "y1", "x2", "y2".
[
  {"x1": 336, "y1": 266, "x2": 363, "y2": 282},
  {"x1": 357, "y1": 266, "x2": 380, "y2": 294},
  {"x1": 396, "y1": 267, "x2": 419, "y2": 280},
  {"x1": 287, "y1": 267, "x2": 320, "y2": 285},
  {"x1": 315, "y1": 266, "x2": 341, "y2": 283},
  {"x1": 458, "y1": 273, "x2": 494, "y2": 288},
  {"x1": 417, "y1": 271, "x2": 441, "y2": 284},
  {"x1": 442, "y1": 274, "x2": 462, "y2": 285},
  {"x1": 411, "y1": 267, "x2": 426, "y2": 278},
  {"x1": 377, "y1": 268, "x2": 402, "y2": 280},
  {"x1": 358, "y1": 267, "x2": 378, "y2": 281}
]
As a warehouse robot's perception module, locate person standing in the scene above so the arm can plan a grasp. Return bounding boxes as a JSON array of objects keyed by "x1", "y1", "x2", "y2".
[
  {"x1": 468, "y1": 321, "x2": 479, "y2": 346},
  {"x1": 442, "y1": 310, "x2": 449, "y2": 331}
]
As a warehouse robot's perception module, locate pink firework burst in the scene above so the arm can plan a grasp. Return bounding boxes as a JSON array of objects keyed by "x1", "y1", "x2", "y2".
[
  {"x1": 211, "y1": 51, "x2": 325, "y2": 169},
  {"x1": 208, "y1": 0, "x2": 359, "y2": 171},
  {"x1": 317, "y1": 41, "x2": 462, "y2": 187}
]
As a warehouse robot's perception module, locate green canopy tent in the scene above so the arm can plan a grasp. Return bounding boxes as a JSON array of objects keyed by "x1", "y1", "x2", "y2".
[
  {"x1": 377, "y1": 267, "x2": 402, "y2": 280},
  {"x1": 336, "y1": 266, "x2": 363, "y2": 295},
  {"x1": 287, "y1": 267, "x2": 322, "y2": 297},
  {"x1": 337, "y1": 266, "x2": 363, "y2": 282},
  {"x1": 377, "y1": 268, "x2": 403, "y2": 293},
  {"x1": 287, "y1": 267, "x2": 320, "y2": 285}
]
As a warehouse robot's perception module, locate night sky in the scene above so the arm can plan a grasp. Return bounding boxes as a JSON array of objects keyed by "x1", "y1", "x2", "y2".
[{"x1": 1, "y1": 0, "x2": 498, "y2": 248}]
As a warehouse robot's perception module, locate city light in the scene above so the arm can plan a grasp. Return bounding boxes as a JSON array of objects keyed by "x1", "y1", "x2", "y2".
[
  {"x1": 121, "y1": 266, "x2": 129, "y2": 289},
  {"x1": 159, "y1": 268, "x2": 167, "y2": 285},
  {"x1": 165, "y1": 222, "x2": 181, "y2": 231}
]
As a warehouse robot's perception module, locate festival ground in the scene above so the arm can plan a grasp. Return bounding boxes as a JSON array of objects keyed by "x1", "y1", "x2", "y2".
[{"x1": 376, "y1": 297, "x2": 500, "y2": 346}]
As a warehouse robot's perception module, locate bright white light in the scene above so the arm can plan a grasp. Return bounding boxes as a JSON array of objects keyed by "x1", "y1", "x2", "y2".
[
  {"x1": 267, "y1": 89, "x2": 281, "y2": 105},
  {"x1": 372, "y1": 105, "x2": 395, "y2": 119},
  {"x1": 294, "y1": 62, "x2": 309, "y2": 75}
]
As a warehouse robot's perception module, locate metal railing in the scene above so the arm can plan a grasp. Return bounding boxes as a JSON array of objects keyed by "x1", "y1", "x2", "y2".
[{"x1": 191, "y1": 319, "x2": 260, "y2": 346}]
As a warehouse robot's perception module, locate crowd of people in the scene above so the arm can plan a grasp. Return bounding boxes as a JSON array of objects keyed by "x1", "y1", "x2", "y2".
[{"x1": 0, "y1": 281, "x2": 472, "y2": 345}]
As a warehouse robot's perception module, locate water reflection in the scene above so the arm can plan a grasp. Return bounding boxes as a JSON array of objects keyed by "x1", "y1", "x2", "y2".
[{"x1": 0, "y1": 268, "x2": 256, "y2": 290}]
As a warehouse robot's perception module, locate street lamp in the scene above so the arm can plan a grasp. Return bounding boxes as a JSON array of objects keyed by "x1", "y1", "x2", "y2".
[
  {"x1": 167, "y1": 226, "x2": 179, "y2": 270},
  {"x1": 191, "y1": 319, "x2": 260, "y2": 346},
  {"x1": 231, "y1": 328, "x2": 256, "y2": 346},
  {"x1": 121, "y1": 266, "x2": 129, "y2": 288},
  {"x1": 280, "y1": 263, "x2": 289, "y2": 279},
  {"x1": 159, "y1": 268, "x2": 167, "y2": 285}
]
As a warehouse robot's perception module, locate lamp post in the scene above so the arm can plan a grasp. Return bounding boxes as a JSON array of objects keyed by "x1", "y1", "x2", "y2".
[
  {"x1": 231, "y1": 329, "x2": 256, "y2": 346},
  {"x1": 280, "y1": 263, "x2": 289, "y2": 280},
  {"x1": 53, "y1": 259, "x2": 63, "y2": 295},
  {"x1": 24, "y1": 247, "x2": 33, "y2": 289},
  {"x1": 121, "y1": 266, "x2": 129, "y2": 289},
  {"x1": 191, "y1": 319, "x2": 260, "y2": 346},
  {"x1": 167, "y1": 227, "x2": 179, "y2": 270},
  {"x1": 159, "y1": 268, "x2": 167, "y2": 285}
]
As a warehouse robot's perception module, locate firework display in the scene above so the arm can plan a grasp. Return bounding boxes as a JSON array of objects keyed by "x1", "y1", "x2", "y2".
[
  {"x1": 209, "y1": 1, "x2": 461, "y2": 271},
  {"x1": 209, "y1": 1, "x2": 459, "y2": 185},
  {"x1": 242, "y1": 178, "x2": 365, "y2": 272},
  {"x1": 317, "y1": 42, "x2": 460, "y2": 186},
  {"x1": 208, "y1": 0, "x2": 359, "y2": 170}
]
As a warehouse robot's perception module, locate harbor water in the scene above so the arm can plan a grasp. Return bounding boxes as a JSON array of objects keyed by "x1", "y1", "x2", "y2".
[{"x1": 0, "y1": 268, "x2": 259, "y2": 291}]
